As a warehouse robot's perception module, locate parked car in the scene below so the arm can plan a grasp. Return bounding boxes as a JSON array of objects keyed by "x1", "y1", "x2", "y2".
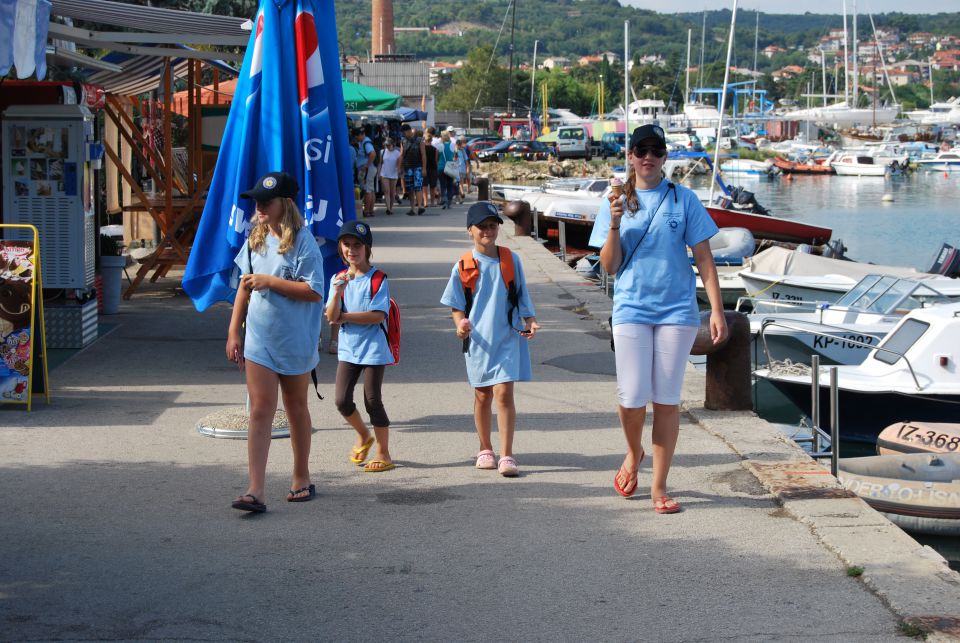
[
  {"x1": 600, "y1": 132, "x2": 625, "y2": 159},
  {"x1": 666, "y1": 132, "x2": 704, "y2": 152},
  {"x1": 475, "y1": 140, "x2": 552, "y2": 162},
  {"x1": 555, "y1": 125, "x2": 592, "y2": 160}
]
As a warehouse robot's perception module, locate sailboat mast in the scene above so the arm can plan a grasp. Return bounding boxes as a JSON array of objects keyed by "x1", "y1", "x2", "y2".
[
  {"x1": 842, "y1": 0, "x2": 849, "y2": 104},
  {"x1": 698, "y1": 12, "x2": 706, "y2": 91},
  {"x1": 821, "y1": 48, "x2": 827, "y2": 107},
  {"x1": 753, "y1": 12, "x2": 758, "y2": 76},
  {"x1": 625, "y1": 20, "x2": 630, "y2": 163},
  {"x1": 852, "y1": 0, "x2": 858, "y2": 108},
  {"x1": 529, "y1": 39, "x2": 538, "y2": 131},
  {"x1": 507, "y1": 0, "x2": 517, "y2": 115},
  {"x1": 685, "y1": 29, "x2": 691, "y2": 106},
  {"x1": 709, "y1": 0, "x2": 738, "y2": 206}
]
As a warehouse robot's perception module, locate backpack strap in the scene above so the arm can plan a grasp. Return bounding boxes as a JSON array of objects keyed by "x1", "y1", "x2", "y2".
[
  {"x1": 368, "y1": 269, "x2": 390, "y2": 342},
  {"x1": 497, "y1": 246, "x2": 520, "y2": 329},
  {"x1": 458, "y1": 248, "x2": 520, "y2": 328}
]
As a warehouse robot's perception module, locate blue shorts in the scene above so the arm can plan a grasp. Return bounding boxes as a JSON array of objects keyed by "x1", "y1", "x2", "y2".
[{"x1": 403, "y1": 166, "x2": 423, "y2": 192}]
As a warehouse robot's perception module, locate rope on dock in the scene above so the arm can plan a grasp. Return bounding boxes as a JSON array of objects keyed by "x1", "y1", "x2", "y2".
[{"x1": 767, "y1": 359, "x2": 813, "y2": 377}]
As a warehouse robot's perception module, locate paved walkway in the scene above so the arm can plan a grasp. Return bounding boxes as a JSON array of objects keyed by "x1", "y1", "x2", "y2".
[{"x1": 1, "y1": 198, "x2": 958, "y2": 641}]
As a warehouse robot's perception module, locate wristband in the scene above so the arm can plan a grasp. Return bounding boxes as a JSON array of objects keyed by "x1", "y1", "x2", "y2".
[{"x1": 609, "y1": 226, "x2": 620, "y2": 230}]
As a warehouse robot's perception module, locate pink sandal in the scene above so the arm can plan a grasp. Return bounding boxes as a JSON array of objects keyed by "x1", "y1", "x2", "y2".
[
  {"x1": 475, "y1": 449, "x2": 496, "y2": 469},
  {"x1": 498, "y1": 456, "x2": 519, "y2": 477}
]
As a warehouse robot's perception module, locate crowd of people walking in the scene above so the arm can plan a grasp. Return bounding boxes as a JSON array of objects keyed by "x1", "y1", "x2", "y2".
[{"x1": 350, "y1": 121, "x2": 473, "y2": 218}]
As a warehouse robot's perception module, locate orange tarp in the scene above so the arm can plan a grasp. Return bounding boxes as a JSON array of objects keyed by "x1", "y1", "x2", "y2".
[{"x1": 169, "y1": 78, "x2": 238, "y2": 116}]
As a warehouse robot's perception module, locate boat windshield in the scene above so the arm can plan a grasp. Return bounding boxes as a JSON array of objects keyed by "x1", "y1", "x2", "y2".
[
  {"x1": 833, "y1": 274, "x2": 950, "y2": 314},
  {"x1": 873, "y1": 318, "x2": 930, "y2": 365}
]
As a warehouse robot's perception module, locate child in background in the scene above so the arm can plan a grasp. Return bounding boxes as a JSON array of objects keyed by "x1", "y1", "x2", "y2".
[
  {"x1": 326, "y1": 221, "x2": 396, "y2": 472},
  {"x1": 440, "y1": 202, "x2": 540, "y2": 477},
  {"x1": 226, "y1": 172, "x2": 325, "y2": 513}
]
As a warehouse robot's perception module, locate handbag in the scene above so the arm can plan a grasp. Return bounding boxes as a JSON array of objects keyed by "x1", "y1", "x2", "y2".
[{"x1": 443, "y1": 162, "x2": 460, "y2": 180}]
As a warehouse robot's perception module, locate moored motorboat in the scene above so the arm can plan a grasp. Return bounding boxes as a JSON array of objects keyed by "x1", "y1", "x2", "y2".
[
  {"x1": 719, "y1": 159, "x2": 774, "y2": 177},
  {"x1": 913, "y1": 151, "x2": 960, "y2": 173},
  {"x1": 745, "y1": 274, "x2": 951, "y2": 366},
  {"x1": 830, "y1": 153, "x2": 897, "y2": 177},
  {"x1": 772, "y1": 156, "x2": 835, "y2": 175},
  {"x1": 738, "y1": 246, "x2": 960, "y2": 305},
  {"x1": 837, "y1": 453, "x2": 960, "y2": 537},
  {"x1": 753, "y1": 302, "x2": 960, "y2": 443},
  {"x1": 876, "y1": 421, "x2": 960, "y2": 455}
]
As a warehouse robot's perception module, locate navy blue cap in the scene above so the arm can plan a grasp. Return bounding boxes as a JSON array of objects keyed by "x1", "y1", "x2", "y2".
[
  {"x1": 337, "y1": 220, "x2": 373, "y2": 247},
  {"x1": 629, "y1": 124, "x2": 667, "y2": 150},
  {"x1": 240, "y1": 171, "x2": 299, "y2": 201},
  {"x1": 466, "y1": 201, "x2": 503, "y2": 228}
]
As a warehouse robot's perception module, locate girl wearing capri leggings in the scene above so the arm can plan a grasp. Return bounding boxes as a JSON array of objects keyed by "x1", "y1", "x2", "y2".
[
  {"x1": 326, "y1": 221, "x2": 396, "y2": 472},
  {"x1": 587, "y1": 124, "x2": 726, "y2": 514}
]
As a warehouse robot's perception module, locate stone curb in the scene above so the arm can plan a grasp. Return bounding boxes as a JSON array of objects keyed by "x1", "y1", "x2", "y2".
[{"x1": 504, "y1": 226, "x2": 960, "y2": 642}]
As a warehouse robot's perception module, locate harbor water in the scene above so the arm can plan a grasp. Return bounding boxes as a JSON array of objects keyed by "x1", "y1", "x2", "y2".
[{"x1": 687, "y1": 168, "x2": 959, "y2": 269}]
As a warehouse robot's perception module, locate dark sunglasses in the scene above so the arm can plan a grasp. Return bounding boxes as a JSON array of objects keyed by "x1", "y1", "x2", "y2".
[{"x1": 632, "y1": 146, "x2": 667, "y2": 158}]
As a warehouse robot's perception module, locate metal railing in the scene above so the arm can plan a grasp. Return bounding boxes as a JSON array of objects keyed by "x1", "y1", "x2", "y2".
[
  {"x1": 791, "y1": 355, "x2": 840, "y2": 475},
  {"x1": 758, "y1": 319, "x2": 922, "y2": 391}
]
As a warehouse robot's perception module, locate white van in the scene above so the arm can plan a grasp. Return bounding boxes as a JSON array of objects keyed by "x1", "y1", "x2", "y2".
[{"x1": 555, "y1": 125, "x2": 592, "y2": 160}]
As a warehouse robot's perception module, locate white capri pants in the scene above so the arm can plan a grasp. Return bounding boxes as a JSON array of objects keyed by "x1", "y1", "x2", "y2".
[{"x1": 613, "y1": 323, "x2": 699, "y2": 408}]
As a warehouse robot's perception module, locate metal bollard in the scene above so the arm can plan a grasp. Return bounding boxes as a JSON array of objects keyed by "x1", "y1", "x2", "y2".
[
  {"x1": 503, "y1": 200, "x2": 532, "y2": 236},
  {"x1": 811, "y1": 355, "x2": 820, "y2": 454},
  {"x1": 558, "y1": 221, "x2": 567, "y2": 263},
  {"x1": 694, "y1": 311, "x2": 752, "y2": 411},
  {"x1": 830, "y1": 366, "x2": 839, "y2": 476},
  {"x1": 477, "y1": 177, "x2": 490, "y2": 201}
]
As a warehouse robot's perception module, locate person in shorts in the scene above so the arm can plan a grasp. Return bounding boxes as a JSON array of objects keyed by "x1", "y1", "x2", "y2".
[{"x1": 400, "y1": 123, "x2": 426, "y2": 216}]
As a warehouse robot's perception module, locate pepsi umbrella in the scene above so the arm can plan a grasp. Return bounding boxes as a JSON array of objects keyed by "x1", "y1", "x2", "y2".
[{"x1": 183, "y1": 0, "x2": 354, "y2": 311}]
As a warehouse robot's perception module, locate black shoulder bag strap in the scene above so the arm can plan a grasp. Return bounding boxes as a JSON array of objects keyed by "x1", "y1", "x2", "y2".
[{"x1": 609, "y1": 182, "x2": 677, "y2": 351}]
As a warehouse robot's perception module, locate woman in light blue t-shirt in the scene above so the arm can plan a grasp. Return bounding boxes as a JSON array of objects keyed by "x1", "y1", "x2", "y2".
[
  {"x1": 588, "y1": 125, "x2": 727, "y2": 515},
  {"x1": 226, "y1": 172, "x2": 325, "y2": 514}
]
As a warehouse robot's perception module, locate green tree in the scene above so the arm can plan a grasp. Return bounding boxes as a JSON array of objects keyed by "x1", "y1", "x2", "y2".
[{"x1": 436, "y1": 45, "x2": 509, "y2": 111}]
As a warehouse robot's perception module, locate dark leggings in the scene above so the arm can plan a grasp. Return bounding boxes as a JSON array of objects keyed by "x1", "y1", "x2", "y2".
[{"x1": 334, "y1": 362, "x2": 389, "y2": 427}]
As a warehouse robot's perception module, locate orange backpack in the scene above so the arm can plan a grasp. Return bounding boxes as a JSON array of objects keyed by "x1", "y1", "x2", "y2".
[
  {"x1": 457, "y1": 246, "x2": 520, "y2": 327},
  {"x1": 336, "y1": 269, "x2": 400, "y2": 365}
]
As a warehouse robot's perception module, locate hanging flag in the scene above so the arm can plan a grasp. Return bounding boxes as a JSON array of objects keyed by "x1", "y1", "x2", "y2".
[{"x1": 183, "y1": 0, "x2": 354, "y2": 312}]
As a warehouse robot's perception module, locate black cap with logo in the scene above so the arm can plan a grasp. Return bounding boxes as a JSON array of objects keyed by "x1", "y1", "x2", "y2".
[
  {"x1": 337, "y1": 220, "x2": 373, "y2": 247},
  {"x1": 466, "y1": 202, "x2": 504, "y2": 228},
  {"x1": 240, "y1": 171, "x2": 299, "y2": 201},
  {"x1": 628, "y1": 124, "x2": 667, "y2": 150}
]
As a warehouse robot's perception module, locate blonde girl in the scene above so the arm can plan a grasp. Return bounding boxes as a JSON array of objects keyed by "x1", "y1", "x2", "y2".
[{"x1": 226, "y1": 172, "x2": 325, "y2": 513}]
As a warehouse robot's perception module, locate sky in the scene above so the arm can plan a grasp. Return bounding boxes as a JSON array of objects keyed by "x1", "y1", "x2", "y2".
[{"x1": 620, "y1": 0, "x2": 952, "y2": 14}]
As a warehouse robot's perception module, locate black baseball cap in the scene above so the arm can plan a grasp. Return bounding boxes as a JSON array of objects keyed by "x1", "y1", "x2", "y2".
[
  {"x1": 466, "y1": 201, "x2": 503, "y2": 228},
  {"x1": 629, "y1": 124, "x2": 667, "y2": 150},
  {"x1": 240, "y1": 171, "x2": 299, "y2": 201},
  {"x1": 337, "y1": 220, "x2": 373, "y2": 247}
]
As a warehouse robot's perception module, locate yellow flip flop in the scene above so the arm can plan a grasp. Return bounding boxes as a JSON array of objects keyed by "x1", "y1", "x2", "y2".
[
  {"x1": 350, "y1": 436, "x2": 375, "y2": 465},
  {"x1": 363, "y1": 460, "x2": 396, "y2": 473}
]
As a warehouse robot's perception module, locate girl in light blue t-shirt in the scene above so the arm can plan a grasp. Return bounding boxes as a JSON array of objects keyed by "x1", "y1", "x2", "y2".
[
  {"x1": 589, "y1": 125, "x2": 727, "y2": 515},
  {"x1": 226, "y1": 172, "x2": 325, "y2": 514},
  {"x1": 325, "y1": 221, "x2": 395, "y2": 473}
]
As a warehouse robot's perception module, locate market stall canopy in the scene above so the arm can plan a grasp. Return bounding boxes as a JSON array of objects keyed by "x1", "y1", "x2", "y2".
[
  {"x1": 169, "y1": 79, "x2": 402, "y2": 117},
  {"x1": 341, "y1": 81, "x2": 401, "y2": 111},
  {"x1": 346, "y1": 107, "x2": 426, "y2": 123},
  {"x1": 3, "y1": 0, "x2": 250, "y2": 81},
  {"x1": 86, "y1": 48, "x2": 238, "y2": 97}
]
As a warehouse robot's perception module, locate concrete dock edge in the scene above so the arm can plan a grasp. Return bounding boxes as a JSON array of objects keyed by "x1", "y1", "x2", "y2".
[{"x1": 506, "y1": 229, "x2": 960, "y2": 642}]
